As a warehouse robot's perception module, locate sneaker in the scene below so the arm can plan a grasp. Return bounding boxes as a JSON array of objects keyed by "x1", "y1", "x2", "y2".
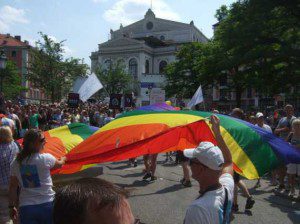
[
  {"x1": 143, "y1": 173, "x2": 151, "y2": 180},
  {"x1": 254, "y1": 180, "x2": 261, "y2": 188},
  {"x1": 288, "y1": 189, "x2": 295, "y2": 198},
  {"x1": 182, "y1": 180, "x2": 192, "y2": 187},
  {"x1": 232, "y1": 204, "x2": 239, "y2": 213},
  {"x1": 245, "y1": 197, "x2": 255, "y2": 210},
  {"x1": 275, "y1": 184, "x2": 285, "y2": 193},
  {"x1": 150, "y1": 176, "x2": 157, "y2": 181}
]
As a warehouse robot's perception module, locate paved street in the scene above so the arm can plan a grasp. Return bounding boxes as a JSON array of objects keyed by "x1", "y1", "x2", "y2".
[{"x1": 98, "y1": 155, "x2": 300, "y2": 224}]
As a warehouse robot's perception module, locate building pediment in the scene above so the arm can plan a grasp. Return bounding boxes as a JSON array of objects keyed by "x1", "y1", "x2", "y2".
[{"x1": 99, "y1": 37, "x2": 144, "y2": 49}]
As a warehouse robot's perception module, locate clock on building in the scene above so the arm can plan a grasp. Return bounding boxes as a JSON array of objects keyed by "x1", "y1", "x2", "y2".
[{"x1": 146, "y1": 21, "x2": 153, "y2": 30}]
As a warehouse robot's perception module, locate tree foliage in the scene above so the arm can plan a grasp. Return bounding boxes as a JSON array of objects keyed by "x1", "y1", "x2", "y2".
[
  {"x1": 27, "y1": 32, "x2": 89, "y2": 102},
  {"x1": 0, "y1": 61, "x2": 26, "y2": 99},
  {"x1": 165, "y1": 0, "x2": 299, "y2": 107},
  {"x1": 95, "y1": 62, "x2": 135, "y2": 95}
]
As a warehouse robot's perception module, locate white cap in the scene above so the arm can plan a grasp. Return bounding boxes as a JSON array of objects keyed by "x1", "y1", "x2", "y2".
[
  {"x1": 256, "y1": 112, "x2": 264, "y2": 118},
  {"x1": 183, "y1": 142, "x2": 224, "y2": 170}
]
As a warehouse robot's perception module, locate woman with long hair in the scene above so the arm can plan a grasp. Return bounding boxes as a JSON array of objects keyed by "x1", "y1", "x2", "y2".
[
  {"x1": 9, "y1": 129, "x2": 66, "y2": 224},
  {"x1": 0, "y1": 126, "x2": 19, "y2": 224}
]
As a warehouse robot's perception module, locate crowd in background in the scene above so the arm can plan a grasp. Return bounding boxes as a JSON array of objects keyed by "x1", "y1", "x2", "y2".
[{"x1": 0, "y1": 92, "x2": 299, "y2": 223}]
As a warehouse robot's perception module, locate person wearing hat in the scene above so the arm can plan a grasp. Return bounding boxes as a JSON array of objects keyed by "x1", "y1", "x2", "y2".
[
  {"x1": 255, "y1": 112, "x2": 272, "y2": 133},
  {"x1": 183, "y1": 115, "x2": 234, "y2": 224},
  {"x1": 254, "y1": 112, "x2": 273, "y2": 188}
]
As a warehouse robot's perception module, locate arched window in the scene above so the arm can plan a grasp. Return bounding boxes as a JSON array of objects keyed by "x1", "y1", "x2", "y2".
[
  {"x1": 145, "y1": 59, "x2": 150, "y2": 74},
  {"x1": 104, "y1": 59, "x2": 112, "y2": 71},
  {"x1": 159, "y1": 60, "x2": 167, "y2": 74},
  {"x1": 129, "y1": 58, "x2": 138, "y2": 79}
]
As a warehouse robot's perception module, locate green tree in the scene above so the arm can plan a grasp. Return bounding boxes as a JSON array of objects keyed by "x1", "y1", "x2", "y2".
[
  {"x1": 213, "y1": 0, "x2": 300, "y2": 106},
  {"x1": 0, "y1": 61, "x2": 26, "y2": 99},
  {"x1": 165, "y1": 42, "x2": 224, "y2": 99},
  {"x1": 27, "y1": 32, "x2": 88, "y2": 102},
  {"x1": 95, "y1": 62, "x2": 135, "y2": 95}
]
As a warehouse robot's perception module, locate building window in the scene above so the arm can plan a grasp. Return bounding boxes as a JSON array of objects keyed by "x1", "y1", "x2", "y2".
[
  {"x1": 145, "y1": 59, "x2": 150, "y2": 74},
  {"x1": 159, "y1": 60, "x2": 167, "y2": 74},
  {"x1": 160, "y1": 35, "x2": 165, "y2": 41},
  {"x1": 11, "y1": 51, "x2": 16, "y2": 57},
  {"x1": 129, "y1": 58, "x2": 138, "y2": 79},
  {"x1": 146, "y1": 22, "x2": 153, "y2": 30},
  {"x1": 104, "y1": 59, "x2": 112, "y2": 71},
  {"x1": 247, "y1": 87, "x2": 252, "y2": 98}
]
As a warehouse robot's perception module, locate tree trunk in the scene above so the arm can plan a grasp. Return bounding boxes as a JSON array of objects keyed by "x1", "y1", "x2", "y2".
[
  {"x1": 235, "y1": 86, "x2": 242, "y2": 108},
  {"x1": 51, "y1": 87, "x2": 55, "y2": 103}
]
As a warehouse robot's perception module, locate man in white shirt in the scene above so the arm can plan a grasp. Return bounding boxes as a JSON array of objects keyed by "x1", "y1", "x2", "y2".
[
  {"x1": 183, "y1": 115, "x2": 234, "y2": 224},
  {"x1": 255, "y1": 112, "x2": 272, "y2": 133}
]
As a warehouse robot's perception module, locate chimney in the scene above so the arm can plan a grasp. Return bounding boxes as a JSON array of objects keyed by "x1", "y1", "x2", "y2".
[
  {"x1": 6, "y1": 33, "x2": 10, "y2": 38},
  {"x1": 15, "y1": 35, "x2": 21, "y2": 41}
]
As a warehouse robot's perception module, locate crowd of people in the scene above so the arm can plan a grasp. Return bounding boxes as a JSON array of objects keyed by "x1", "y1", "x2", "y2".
[{"x1": 0, "y1": 94, "x2": 299, "y2": 224}]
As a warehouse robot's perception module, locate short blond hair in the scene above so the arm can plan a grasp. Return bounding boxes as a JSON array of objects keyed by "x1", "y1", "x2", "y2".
[
  {"x1": 0, "y1": 126, "x2": 13, "y2": 144},
  {"x1": 292, "y1": 119, "x2": 300, "y2": 128}
]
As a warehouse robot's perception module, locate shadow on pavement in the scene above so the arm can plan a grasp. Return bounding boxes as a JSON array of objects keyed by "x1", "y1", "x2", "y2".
[
  {"x1": 106, "y1": 164, "x2": 131, "y2": 170},
  {"x1": 116, "y1": 180, "x2": 152, "y2": 188},
  {"x1": 265, "y1": 194, "x2": 300, "y2": 223},
  {"x1": 130, "y1": 183, "x2": 184, "y2": 198}
]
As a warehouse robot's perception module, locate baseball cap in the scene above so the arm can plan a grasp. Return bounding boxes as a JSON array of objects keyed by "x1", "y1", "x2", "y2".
[
  {"x1": 256, "y1": 112, "x2": 264, "y2": 118},
  {"x1": 183, "y1": 142, "x2": 224, "y2": 170}
]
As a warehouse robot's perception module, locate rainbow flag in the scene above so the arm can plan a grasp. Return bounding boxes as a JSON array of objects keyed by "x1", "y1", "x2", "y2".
[
  {"x1": 19, "y1": 123, "x2": 99, "y2": 174},
  {"x1": 57, "y1": 111, "x2": 300, "y2": 179}
]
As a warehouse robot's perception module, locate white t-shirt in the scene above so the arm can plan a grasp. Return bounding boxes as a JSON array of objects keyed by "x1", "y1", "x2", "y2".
[
  {"x1": 184, "y1": 173, "x2": 234, "y2": 224},
  {"x1": 11, "y1": 153, "x2": 56, "y2": 206},
  {"x1": 256, "y1": 124, "x2": 272, "y2": 133}
]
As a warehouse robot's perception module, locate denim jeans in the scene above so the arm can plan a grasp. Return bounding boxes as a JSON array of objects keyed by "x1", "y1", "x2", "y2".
[{"x1": 19, "y1": 201, "x2": 53, "y2": 224}]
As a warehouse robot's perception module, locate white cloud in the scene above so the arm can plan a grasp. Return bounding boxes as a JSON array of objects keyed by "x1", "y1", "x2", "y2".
[
  {"x1": 48, "y1": 35, "x2": 74, "y2": 57},
  {"x1": 103, "y1": 0, "x2": 180, "y2": 26},
  {"x1": 0, "y1": 5, "x2": 29, "y2": 32}
]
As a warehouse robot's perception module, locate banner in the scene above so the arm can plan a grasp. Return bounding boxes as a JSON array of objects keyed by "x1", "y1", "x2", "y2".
[
  {"x1": 124, "y1": 94, "x2": 133, "y2": 107},
  {"x1": 67, "y1": 93, "x2": 80, "y2": 108},
  {"x1": 77, "y1": 73, "x2": 103, "y2": 102},
  {"x1": 150, "y1": 88, "x2": 165, "y2": 104}
]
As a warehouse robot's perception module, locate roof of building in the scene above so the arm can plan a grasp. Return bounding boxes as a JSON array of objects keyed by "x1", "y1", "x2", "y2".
[
  {"x1": 134, "y1": 36, "x2": 170, "y2": 48},
  {"x1": 111, "y1": 9, "x2": 208, "y2": 41},
  {"x1": 0, "y1": 34, "x2": 30, "y2": 47}
]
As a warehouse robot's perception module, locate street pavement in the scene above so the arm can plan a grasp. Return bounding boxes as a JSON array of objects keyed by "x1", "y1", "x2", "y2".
[{"x1": 96, "y1": 155, "x2": 299, "y2": 224}]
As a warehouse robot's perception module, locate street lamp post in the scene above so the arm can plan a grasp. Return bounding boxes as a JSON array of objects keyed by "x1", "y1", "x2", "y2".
[
  {"x1": 148, "y1": 83, "x2": 153, "y2": 105},
  {"x1": 0, "y1": 51, "x2": 8, "y2": 93}
]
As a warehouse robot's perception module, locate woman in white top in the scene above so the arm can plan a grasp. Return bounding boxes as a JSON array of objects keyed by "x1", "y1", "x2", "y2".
[{"x1": 9, "y1": 129, "x2": 66, "y2": 224}]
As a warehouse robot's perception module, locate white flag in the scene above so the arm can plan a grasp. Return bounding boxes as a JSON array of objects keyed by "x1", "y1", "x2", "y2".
[
  {"x1": 77, "y1": 73, "x2": 103, "y2": 102},
  {"x1": 187, "y1": 85, "x2": 204, "y2": 108}
]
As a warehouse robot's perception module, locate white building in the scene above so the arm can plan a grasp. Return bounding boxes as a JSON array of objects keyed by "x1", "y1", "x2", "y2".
[{"x1": 91, "y1": 9, "x2": 208, "y2": 106}]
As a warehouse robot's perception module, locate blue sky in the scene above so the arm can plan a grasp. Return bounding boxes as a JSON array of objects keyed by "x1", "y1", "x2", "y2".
[{"x1": 0, "y1": 0, "x2": 236, "y2": 65}]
